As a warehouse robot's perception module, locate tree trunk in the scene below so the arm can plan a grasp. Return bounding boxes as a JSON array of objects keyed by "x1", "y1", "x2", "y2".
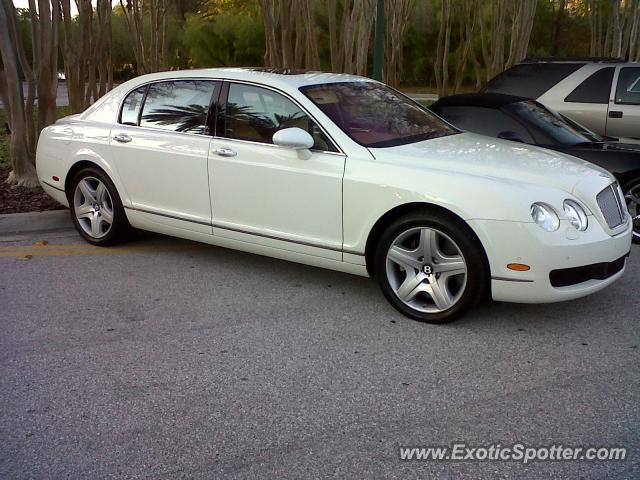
[{"x1": 0, "y1": 0, "x2": 59, "y2": 187}]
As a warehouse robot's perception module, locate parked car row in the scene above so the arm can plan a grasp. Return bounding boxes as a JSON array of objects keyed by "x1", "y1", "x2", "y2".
[
  {"x1": 36, "y1": 68, "x2": 633, "y2": 323},
  {"x1": 481, "y1": 57, "x2": 640, "y2": 139}
]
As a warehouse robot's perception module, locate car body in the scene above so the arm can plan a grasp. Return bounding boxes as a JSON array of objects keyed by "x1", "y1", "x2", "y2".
[
  {"x1": 36, "y1": 68, "x2": 633, "y2": 322},
  {"x1": 481, "y1": 58, "x2": 640, "y2": 139},
  {"x1": 429, "y1": 92, "x2": 640, "y2": 242}
]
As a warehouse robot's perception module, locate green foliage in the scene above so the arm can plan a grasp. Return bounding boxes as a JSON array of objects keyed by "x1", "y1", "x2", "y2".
[{"x1": 183, "y1": 10, "x2": 264, "y2": 67}]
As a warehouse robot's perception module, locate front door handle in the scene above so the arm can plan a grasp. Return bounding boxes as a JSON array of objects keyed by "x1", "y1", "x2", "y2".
[
  {"x1": 608, "y1": 110, "x2": 623, "y2": 119},
  {"x1": 113, "y1": 133, "x2": 132, "y2": 143},
  {"x1": 215, "y1": 147, "x2": 237, "y2": 157}
]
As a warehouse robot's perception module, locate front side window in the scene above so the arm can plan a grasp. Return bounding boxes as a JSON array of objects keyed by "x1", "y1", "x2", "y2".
[
  {"x1": 300, "y1": 82, "x2": 456, "y2": 148},
  {"x1": 223, "y1": 83, "x2": 337, "y2": 152},
  {"x1": 564, "y1": 67, "x2": 614, "y2": 104},
  {"x1": 139, "y1": 80, "x2": 218, "y2": 134},
  {"x1": 615, "y1": 67, "x2": 640, "y2": 105},
  {"x1": 120, "y1": 86, "x2": 146, "y2": 125}
]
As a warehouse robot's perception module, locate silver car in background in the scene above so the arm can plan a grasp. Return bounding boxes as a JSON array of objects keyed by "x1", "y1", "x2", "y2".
[{"x1": 482, "y1": 58, "x2": 640, "y2": 140}]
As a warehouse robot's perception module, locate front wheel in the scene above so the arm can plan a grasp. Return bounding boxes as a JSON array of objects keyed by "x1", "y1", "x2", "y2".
[
  {"x1": 623, "y1": 178, "x2": 640, "y2": 244},
  {"x1": 374, "y1": 212, "x2": 488, "y2": 323}
]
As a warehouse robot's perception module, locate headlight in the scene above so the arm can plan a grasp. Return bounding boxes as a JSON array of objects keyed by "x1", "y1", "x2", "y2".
[
  {"x1": 530, "y1": 202, "x2": 560, "y2": 231},
  {"x1": 563, "y1": 199, "x2": 588, "y2": 231}
]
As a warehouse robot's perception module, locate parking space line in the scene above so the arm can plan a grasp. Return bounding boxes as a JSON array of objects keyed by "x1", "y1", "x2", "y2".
[{"x1": 0, "y1": 242, "x2": 207, "y2": 258}]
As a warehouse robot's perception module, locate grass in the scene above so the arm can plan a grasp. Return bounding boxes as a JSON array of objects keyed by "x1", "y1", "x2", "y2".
[{"x1": 0, "y1": 106, "x2": 70, "y2": 169}]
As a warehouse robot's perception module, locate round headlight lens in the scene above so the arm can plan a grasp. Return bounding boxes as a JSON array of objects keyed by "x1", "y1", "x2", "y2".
[
  {"x1": 563, "y1": 199, "x2": 588, "y2": 231},
  {"x1": 530, "y1": 202, "x2": 560, "y2": 231}
]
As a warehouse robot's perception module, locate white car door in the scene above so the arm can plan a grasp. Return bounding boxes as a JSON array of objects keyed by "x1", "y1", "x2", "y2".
[
  {"x1": 209, "y1": 82, "x2": 346, "y2": 259},
  {"x1": 607, "y1": 66, "x2": 640, "y2": 139},
  {"x1": 111, "y1": 80, "x2": 219, "y2": 234}
]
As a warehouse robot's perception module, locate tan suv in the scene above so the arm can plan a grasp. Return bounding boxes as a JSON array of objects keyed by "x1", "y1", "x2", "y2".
[{"x1": 482, "y1": 58, "x2": 640, "y2": 140}]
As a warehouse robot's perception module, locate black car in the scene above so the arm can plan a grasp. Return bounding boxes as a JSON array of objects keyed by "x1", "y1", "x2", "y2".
[{"x1": 429, "y1": 93, "x2": 640, "y2": 243}]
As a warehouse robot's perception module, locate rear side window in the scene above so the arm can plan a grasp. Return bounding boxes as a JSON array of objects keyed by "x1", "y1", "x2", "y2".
[
  {"x1": 433, "y1": 105, "x2": 534, "y2": 143},
  {"x1": 140, "y1": 80, "x2": 218, "y2": 134},
  {"x1": 120, "y1": 86, "x2": 146, "y2": 125},
  {"x1": 565, "y1": 67, "x2": 614, "y2": 104},
  {"x1": 615, "y1": 67, "x2": 640, "y2": 105},
  {"x1": 482, "y1": 63, "x2": 585, "y2": 98}
]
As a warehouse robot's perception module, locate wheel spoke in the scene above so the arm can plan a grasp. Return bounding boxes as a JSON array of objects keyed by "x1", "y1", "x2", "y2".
[
  {"x1": 95, "y1": 182, "x2": 107, "y2": 204},
  {"x1": 75, "y1": 203, "x2": 94, "y2": 219},
  {"x1": 388, "y1": 245, "x2": 421, "y2": 271},
  {"x1": 418, "y1": 228, "x2": 434, "y2": 261},
  {"x1": 90, "y1": 215, "x2": 101, "y2": 237},
  {"x1": 426, "y1": 280, "x2": 453, "y2": 310},
  {"x1": 396, "y1": 273, "x2": 426, "y2": 302},
  {"x1": 434, "y1": 256, "x2": 465, "y2": 275},
  {"x1": 100, "y1": 206, "x2": 114, "y2": 225},
  {"x1": 79, "y1": 179, "x2": 97, "y2": 203}
]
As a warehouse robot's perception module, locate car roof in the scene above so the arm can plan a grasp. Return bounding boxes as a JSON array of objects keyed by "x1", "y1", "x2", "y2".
[
  {"x1": 430, "y1": 93, "x2": 531, "y2": 110},
  {"x1": 120, "y1": 67, "x2": 373, "y2": 92},
  {"x1": 519, "y1": 57, "x2": 630, "y2": 65}
]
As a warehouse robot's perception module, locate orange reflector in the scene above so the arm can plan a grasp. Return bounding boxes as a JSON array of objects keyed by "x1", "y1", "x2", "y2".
[{"x1": 507, "y1": 263, "x2": 530, "y2": 271}]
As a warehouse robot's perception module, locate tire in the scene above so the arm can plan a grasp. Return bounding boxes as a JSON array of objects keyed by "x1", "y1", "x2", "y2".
[
  {"x1": 68, "y1": 166, "x2": 129, "y2": 246},
  {"x1": 374, "y1": 210, "x2": 488, "y2": 323},
  {"x1": 622, "y1": 178, "x2": 640, "y2": 245}
]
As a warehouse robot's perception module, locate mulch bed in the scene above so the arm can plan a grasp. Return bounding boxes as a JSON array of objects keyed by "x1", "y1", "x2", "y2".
[{"x1": 0, "y1": 166, "x2": 65, "y2": 214}]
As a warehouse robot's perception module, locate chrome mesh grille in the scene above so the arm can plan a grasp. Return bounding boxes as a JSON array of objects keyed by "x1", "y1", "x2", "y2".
[{"x1": 596, "y1": 184, "x2": 624, "y2": 229}]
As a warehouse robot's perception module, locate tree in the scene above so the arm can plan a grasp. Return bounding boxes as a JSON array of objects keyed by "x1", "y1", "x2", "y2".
[
  {"x1": 60, "y1": 0, "x2": 113, "y2": 113},
  {"x1": 118, "y1": 0, "x2": 169, "y2": 74},
  {"x1": 588, "y1": 0, "x2": 640, "y2": 60},
  {"x1": 258, "y1": 0, "x2": 321, "y2": 70},
  {"x1": 0, "y1": 0, "x2": 59, "y2": 187},
  {"x1": 384, "y1": 0, "x2": 415, "y2": 87},
  {"x1": 326, "y1": 0, "x2": 376, "y2": 74}
]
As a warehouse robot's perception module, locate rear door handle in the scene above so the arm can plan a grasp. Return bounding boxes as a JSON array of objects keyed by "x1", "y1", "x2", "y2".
[
  {"x1": 113, "y1": 133, "x2": 132, "y2": 143},
  {"x1": 215, "y1": 147, "x2": 237, "y2": 157},
  {"x1": 608, "y1": 110, "x2": 623, "y2": 118}
]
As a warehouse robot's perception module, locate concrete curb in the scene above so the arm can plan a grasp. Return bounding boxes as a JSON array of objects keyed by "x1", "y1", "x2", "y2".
[{"x1": 0, "y1": 209, "x2": 72, "y2": 235}]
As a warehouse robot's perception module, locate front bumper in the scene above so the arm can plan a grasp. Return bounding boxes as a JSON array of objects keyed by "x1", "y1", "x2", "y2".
[{"x1": 468, "y1": 217, "x2": 632, "y2": 303}]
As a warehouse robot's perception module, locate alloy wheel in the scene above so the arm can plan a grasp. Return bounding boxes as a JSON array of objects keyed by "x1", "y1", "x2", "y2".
[
  {"x1": 385, "y1": 227, "x2": 467, "y2": 313},
  {"x1": 73, "y1": 176, "x2": 114, "y2": 239}
]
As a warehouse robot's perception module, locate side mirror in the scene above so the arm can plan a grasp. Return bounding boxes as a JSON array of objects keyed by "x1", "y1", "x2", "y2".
[
  {"x1": 497, "y1": 130, "x2": 525, "y2": 143},
  {"x1": 273, "y1": 127, "x2": 314, "y2": 159}
]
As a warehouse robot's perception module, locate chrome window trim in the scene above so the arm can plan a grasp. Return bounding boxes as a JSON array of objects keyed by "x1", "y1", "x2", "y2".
[
  {"x1": 117, "y1": 78, "x2": 221, "y2": 137},
  {"x1": 210, "y1": 135, "x2": 346, "y2": 157},
  {"x1": 116, "y1": 76, "x2": 345, "y2": 155}
]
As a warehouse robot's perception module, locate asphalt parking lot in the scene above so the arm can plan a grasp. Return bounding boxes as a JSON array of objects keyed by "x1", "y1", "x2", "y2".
[{"x1": 1, "y1": 217, "x2": 638, "y2": 479}]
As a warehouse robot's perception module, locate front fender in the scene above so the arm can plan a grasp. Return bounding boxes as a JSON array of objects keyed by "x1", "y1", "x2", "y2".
[{"x1": 343, "y1": 157, "x2": 575, "y2": 255}]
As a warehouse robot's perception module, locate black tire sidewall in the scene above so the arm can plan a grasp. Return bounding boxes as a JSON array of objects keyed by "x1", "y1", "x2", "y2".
[
  {"x1": 622, "y1": 178, "x2": 640, "y2": 244},
  {"x1": 68, "y1": 167, "x2": 128, "y2": 246},
  {"x1": 374, "y1": 212, "x2": 488, "y2": 323}
]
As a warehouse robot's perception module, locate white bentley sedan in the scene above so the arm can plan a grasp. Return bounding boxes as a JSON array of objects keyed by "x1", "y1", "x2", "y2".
[{"x1": 36, "y1": 68, "x2": 633, "y2": 323}]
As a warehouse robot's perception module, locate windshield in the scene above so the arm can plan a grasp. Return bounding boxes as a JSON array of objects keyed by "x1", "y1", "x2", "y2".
[
  {"x1": 505, "y1": 101, "x2": 591, "y2": 145},
  {"x1": 558, "y1": 113, "x2": 604, "y2": 142},
  {"x1": 300, "y1": 82, "x2": 457, "y2": 148}
]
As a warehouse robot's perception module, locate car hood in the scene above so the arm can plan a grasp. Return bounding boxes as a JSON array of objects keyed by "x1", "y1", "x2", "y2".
[{"x1": 368, "y1": 132, "x2": 613, "y2": 195}]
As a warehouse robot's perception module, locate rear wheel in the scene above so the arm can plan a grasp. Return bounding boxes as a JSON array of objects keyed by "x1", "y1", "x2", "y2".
[
  {"x1": 69, "y1": 167, "x2": 128, "y2": 246},
  {"x1": 623, "y1": 178, "x2": 640, "y2": 244},
  {"x1": 374, "y1": 211, "x2": 488, "y2": 323}
]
